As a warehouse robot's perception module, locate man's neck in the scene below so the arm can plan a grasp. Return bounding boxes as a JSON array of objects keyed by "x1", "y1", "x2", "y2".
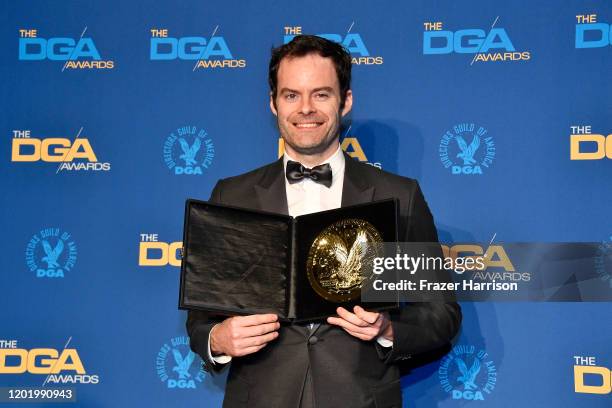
[{"x1": 285, "y1": 142, "x2": 341, "y2": 168}]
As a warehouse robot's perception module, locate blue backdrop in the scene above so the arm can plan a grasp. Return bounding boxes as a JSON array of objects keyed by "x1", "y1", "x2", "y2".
[{"x1": 1, "y1": 0, "x2": 610, "y2": 406}]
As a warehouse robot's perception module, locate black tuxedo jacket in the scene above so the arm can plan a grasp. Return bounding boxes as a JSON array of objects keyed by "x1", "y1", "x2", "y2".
[{"x1": 187, "y1": 154, "x2": 462, "y2": 408}]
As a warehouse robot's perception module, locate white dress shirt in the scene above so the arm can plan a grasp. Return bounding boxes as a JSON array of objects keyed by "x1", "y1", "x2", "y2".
[
  {"x1": 208, "y1": 145, "x2": 391, "y2": 364},
  {"x1": 284, "y1": 145, "x2": 345, "y2": 217}
]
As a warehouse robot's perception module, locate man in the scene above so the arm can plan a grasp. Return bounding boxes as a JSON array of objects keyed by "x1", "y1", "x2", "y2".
[{"x1": 187, "y1": 35, "x2": 461, "y2": 408}]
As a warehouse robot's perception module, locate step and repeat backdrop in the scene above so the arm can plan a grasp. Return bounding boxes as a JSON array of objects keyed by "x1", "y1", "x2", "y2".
[{"x1": 1, "y1": 0, "x2": 610, "y2": 406}]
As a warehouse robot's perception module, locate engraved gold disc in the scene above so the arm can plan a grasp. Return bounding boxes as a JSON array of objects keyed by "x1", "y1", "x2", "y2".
[{"x1": 306, "y1": 218, "x2": 383, "y2": 302}]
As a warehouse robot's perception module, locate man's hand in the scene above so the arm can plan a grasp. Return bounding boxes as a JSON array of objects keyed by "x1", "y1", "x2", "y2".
[
  {"x1": 327, "y1": 306, "x2": 393, "y2": 341},
  {"x1": 210, "y1": 314, "x2": 280, "y2": 357}
]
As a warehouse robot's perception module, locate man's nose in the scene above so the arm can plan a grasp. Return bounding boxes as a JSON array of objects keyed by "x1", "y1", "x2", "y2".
[{"x1": 299, "y1": 97, "x2": 315, "y2": 115}]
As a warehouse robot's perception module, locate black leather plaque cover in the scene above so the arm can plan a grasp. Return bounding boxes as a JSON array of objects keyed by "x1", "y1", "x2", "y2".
[{"x1": 179, "y1": 198, "x2": 398, "y2": 322}]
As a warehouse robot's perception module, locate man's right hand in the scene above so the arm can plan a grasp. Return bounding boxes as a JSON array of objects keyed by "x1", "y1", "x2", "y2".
[{"x1": 210, "y1": 314, "x2": 280, "y2": 357}]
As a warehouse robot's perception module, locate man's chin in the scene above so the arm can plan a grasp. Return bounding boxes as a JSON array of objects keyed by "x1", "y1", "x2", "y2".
[{"x1": 284, "y1": 138, "x2": 337, "y2": 157}]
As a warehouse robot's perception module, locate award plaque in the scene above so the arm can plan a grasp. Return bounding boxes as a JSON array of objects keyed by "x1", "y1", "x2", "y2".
[
  {"x1": 306, "y1": 218, "x2": 384, "y2": 303},
  {"x1": 179, "y1": 198, "x2": 398, "y2": 322}
]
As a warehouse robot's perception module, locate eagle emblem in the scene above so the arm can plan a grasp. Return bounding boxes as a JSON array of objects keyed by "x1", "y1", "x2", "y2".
[
  {"x1": 179, "y1": 138, "x2": 201, "y2": 166},
  {"x1": 456, "y1": 135, "x2": 480, "y2": 165},
  {"x1": 41, "y1": 239, "x2": 64, "y2": 269},
  {"x1": 172, "y1": 349, "x2": 195, "y2": 379},
  {"x1": 456, "y1": 357, "x2": 481, "y2": 390}
]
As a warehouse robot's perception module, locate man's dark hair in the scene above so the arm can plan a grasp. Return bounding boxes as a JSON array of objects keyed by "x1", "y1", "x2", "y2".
[{"x1": 269, "y1": 35, "x2": 352, "y2": 109}]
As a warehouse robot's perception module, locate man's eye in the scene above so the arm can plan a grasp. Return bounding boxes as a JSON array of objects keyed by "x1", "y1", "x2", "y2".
[
  {"x1": 315, "y1": 93, "x2": 329, "y2": 99},
  {"x1": 285, "y1": 93, "x2": 297, "y2": 101}
]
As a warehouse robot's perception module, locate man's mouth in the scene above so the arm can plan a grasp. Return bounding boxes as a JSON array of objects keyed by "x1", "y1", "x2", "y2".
[{"x1": 293, "y1": 121, "x2": 324, "y2": 129}]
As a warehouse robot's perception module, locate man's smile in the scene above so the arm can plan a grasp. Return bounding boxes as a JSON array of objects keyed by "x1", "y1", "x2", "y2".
[{"x1": 293, "y1": 121, "x2": 325, "y2": 129}]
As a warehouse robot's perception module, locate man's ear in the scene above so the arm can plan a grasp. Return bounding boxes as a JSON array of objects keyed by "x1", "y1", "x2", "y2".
[
  {"x1": 269, "y1": 93, "x2": 278, "y2": 116},
  {"x1": 341, "y1": 90, "x2": 353, "y2": 117}
]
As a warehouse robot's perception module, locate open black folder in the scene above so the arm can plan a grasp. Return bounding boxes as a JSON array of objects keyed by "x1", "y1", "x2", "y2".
[{"x1": 179, "y1": 198, "x2": 399, "y2": 322}]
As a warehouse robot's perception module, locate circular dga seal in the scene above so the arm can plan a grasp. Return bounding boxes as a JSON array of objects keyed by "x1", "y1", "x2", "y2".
[{"x1": 307, "y1": 218, "x2": 383, "y2": 302}]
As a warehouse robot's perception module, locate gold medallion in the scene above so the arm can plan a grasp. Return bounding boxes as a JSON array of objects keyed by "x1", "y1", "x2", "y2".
[{"x1": 306, "y1": 218, "x2": 383, "y2": 302}]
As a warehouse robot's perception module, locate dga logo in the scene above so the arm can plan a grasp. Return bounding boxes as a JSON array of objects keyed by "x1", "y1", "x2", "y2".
[
  {"x1": 570, "y1": 125, "x2": 612, "y2": 160},
  {"x1": 439, "y1": 123, "x2": 495, "y2": 175},
  {"x1": 441, "y1": 244, "x2": 530, "y2": 282},
  {"x1": 11, "y1": 129, "x2": 111, "y2": 172},
  {"x1": 150, "y1": 27, "x2": 246, "y2": 69},
  {"x1": 139, "y1": 234, "x2": 182, "y2": 267},
  {"x1": 163, "y1": 126, "x2": 215, "y2": 175},
  {"x1": 18, "y1": 28, "x2": 115, "y2": 69},
  {"x1": 25, "y1": 228, "x2": 77, "y2": 278},
  {"x1": 574, "y1": 356, "x2": 611, "y2": 394},
  {"x1": 575, "y1": 14, "x2": 611, "y2": 48},
  {"x1": 156, "y1": 336, "x2": 205, "y2": 389},
  {"x1": 423, "y1": 18, "x2": 531, "y2": 62},
  {"x1": 0, "y1": 338, "x2": 99, "y2": 384},
  {"x1": 595, "y1": 236, "x2": 612, "y2": 288},
  {"x1": 277, "y1": 134, "x2": 382, "y2": 169},
  {"x1": 283, "y1": 24, "x2": 383, "y2": 65},
  {"x1": 439, "y1": 345, "x2": 497, "y2": 401}
]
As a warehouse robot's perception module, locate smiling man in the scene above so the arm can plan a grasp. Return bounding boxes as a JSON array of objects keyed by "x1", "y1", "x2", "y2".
[
  {"x1": 271, "y1": 51, "x2": 351, "y2": 166},
  {"x1": 187, "y1": 35, "x2": 462, "y2": 408}
]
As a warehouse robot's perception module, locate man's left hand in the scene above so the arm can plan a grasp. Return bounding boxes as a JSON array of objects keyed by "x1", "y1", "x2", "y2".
[{"x1": 327, "y1": 306, "x2": 393, "y2": 341}]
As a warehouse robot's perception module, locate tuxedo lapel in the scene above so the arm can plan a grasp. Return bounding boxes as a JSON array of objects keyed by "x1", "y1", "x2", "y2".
[
  {"x1": 341, "y1": 153, "x2": 376, "y2": 207},
  {"x1": 253, "y1": 159, "x2": 314, "y2": 335},
  {"x1": 254, "y1": 158, "x2": 289, "y2": 215}
]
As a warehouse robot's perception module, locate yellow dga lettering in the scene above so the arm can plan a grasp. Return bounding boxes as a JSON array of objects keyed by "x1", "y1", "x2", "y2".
[
  {"x1": 483, "y1": 245, "x2": 515, "y2": 271},
  {"x1": 139, "y1": 242, "x2": 169, "y2": 266},
  {"x1": 574, "y1": 365, "x2": 611, "y2": 394},
  {"x1": 11, "y1": 139, "x2": 40, "y2": 161},
  {"x1": 451, "y1": 245, "x2": 483, "y2": 257},
  {"x1": 571, "y1": 134, "x2": 610, "y2": 160},
  {"x1": 168, "y1": 242, "x2": 183, "y2": 267},
  {"x1": 67, "y1": 139, "x2": 98, "y2": 161},
  {"x1": 12, "y1": 138, "x2": 40, "y2": 161},
  {"x1": 341, "y1": 138, "x2": 367, "y2": 161},
  {"x1": 278, "y1": 138, "x2": 285, "y2": 158},
  {"x1": 41, "y1": 138, "x2": 71, "y2": 162},
  {"x1": 450, "y1": 245, "x2": 483, "y2": 268},
  {"x1": 54, "y1": 349, "x2": 85, "y2": 374},
  {"x1": 27, "y1": 348, "x2": 58, "y2": 374},
  {"x1": 0, "y1": 349, "x2": 28, "y2": 373}
]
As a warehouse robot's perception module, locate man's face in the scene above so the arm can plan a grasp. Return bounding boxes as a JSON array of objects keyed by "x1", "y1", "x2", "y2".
[{"x1": 270, "y1": 53, "x2": 352, "y2": 158}]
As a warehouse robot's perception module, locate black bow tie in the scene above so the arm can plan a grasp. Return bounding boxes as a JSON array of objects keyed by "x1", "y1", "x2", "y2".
[{"x1": 286, "y1": 160, "x2": 333, "y2": 188}]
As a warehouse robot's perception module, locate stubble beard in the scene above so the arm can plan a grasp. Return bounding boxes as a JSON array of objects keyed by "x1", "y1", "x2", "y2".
[{"x1": 279, "y1": 111, "x2": 342, "y2": 157}]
